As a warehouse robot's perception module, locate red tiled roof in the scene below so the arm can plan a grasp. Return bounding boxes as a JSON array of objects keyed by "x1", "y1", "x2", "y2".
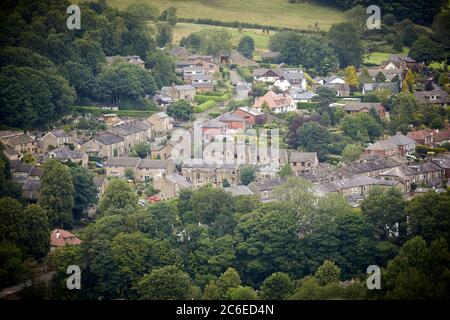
[
  {"x1": 433, "y1": 127, "x2": 450, "y2": 143},
  {"x1": 50, "y1": 229, "x2": 81, "y2": 247},
  {"x1": 407, "y1": 130, "x2": 432, "y2": 141}
]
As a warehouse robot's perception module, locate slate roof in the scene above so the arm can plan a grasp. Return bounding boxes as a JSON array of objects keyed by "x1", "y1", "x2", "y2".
[
  {"x1": 49, "y1": 147, "x2": 85, "y2": 159},
  {"x1": 388, "y1": 132, "x2": 416, "y2": 146},
  {"x1": 166, "y1": 173, "x2": 192, "y2": 188},
  {"x1": 50, "y1": 129, "x2": 71, "y2": 138},
  {"x1": 289, "y1": 152, "x2": 317, "y2": 163},
  {"x1": 138, "y1": 159, "x2": 171, "y2": 169},
  {"x1": 111, "y1": 121, "x2": 150, "y2": 136},
  {"x1": 94, "y1": 133, "x2": 124, "y2": 145},
  {"x1": 4, "y1": 134, "x2": 34, "y2": 145},
  {"x1": 23, "y1": 179, "x2": 41, "y2": 191},
  {"x1": 366, "y1": 140, "x2": 398, "y2": 151},
  {"x1": 344, "y1": 102, "x2": 383, "y2": 112},
  {"x1": 224, "y1": 185, "x2": 254, "y2": 196},
  {"x1": 105, "y1": 157, "x2": 141, "y2": 167}
]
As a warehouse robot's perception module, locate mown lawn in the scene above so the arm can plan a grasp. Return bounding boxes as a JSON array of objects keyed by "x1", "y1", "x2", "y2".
[
  {"x1": 364, "y1": 47, "x2": 410, "y2": 65},
  {"x1": 107, "y1": 0, "x2": 344, "y2": 31}
]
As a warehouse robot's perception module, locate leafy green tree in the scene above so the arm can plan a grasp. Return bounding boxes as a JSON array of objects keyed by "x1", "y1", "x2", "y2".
[
  {"x1": 216, "y1": 267, "x2": 241, "y2": 299},
  {"x1": 273, "y1": 177, "x2": 315, "y2": 214},
  {"x1": 193, "y1": 29, "x2": 233, "y2": 56},
  {"x1": 388, "y1": 93, "x2": 417, "y2": 133},
  {"x1": 21, "y1": 205, "x2": 50, "y2": 260},
  {"x1": 381, "y1": 236, "x2": 450, "y2": 299},
  {"x1": 238, "y1": 36, "x2": 255, "y2": 59},
  {"x1": 145, "y1": 51, "x2": 177, "y2": 87},
  {"x1": 401, "y1": 24, "x2": 418, "y2": 47},
  {"x1": 156, "y1": 22, "x2": 173, "y2": 48},
  {"x1": 431, "y1": 10, "x2": 450, "y2": 48},
  {"x1": 147, "y1": 201, "x2": 179, "y2": 237},
  {"x1": 70, "y1": 166, "x2": 98, "y2": 220},
  {"x1": 98, "y1": 179, "x2": 138, "y2": 215},
  {"x1": 260, "y1": 272, "x2": 295, "y2": 300},
  {"x1": 160, "y1": 7, "x2": 178, "y2": 26},
  {"x1": 222, "y1": 178, "x2": 231, "y2": 188},
  {"x1": 167, "y1": 100, "x2": 193, "y2": 121},
  {"x1": 341, "y1": 144, "x2": 363, "y2": 162},
  {"x1": 228, "y1": 286, "x2": 258, "y2": 300},
  {"x1": 406, "y1": 190, "x2": 450, "y2": 242},
  {"x1": 58, "y1": 61, "x2": 97, "y2": 100},
  {"x1": 133, "y1": 142, "x2": 151, "y2": 159},
  {"x1": 278, "y1": 163, "x2": 292, "y2": 178},
  {"x1": 328, "y1": 23, "x2": 364, "y2": 67},
  {"x1": 361, "y1": 188, "x2": 407, "y2": 243},
  {"x1": 0, "y1": 66, "x2": 75, "y2": 129},
  {"x1": 344, "y1": 5, "x2": 367, "y2": 33},
  {"x1": 96, "y1": 62, "x2": 157, "y2": 105},
  {"x1": 314, "y1": 260, "x2": 341, "y2": 286},
  {"x1": 345, "y1": 65, "x2": 359, "y2": 88},
  {"x1": 375, "y1": 71, "x2": 387, "y2": 83},
  {"x1": 409, "y1": 37, "x2": 446, "y2": 64},
  {"x1": 393, "y1": 36, "x2": 403, "y2": 53},
  {"x1": 138, "y1": 265, "x2": 190, "y2": 299},
  {"x1": 0, "y1": 242, "x2": 25, "y2": 287},
  {"x1": 0, "y1": 197, "x2": 25, "y2": 246},
  {"x1": 313, "y1": 86, "x2": 337, "y2": 108},
  {"x1": 297, "y1": 122, "x2": 332, "y2": 160},
  {"x1": 39, "y1": 159, "x2": 75, "y2": 228},
  {"x1": 239, "y1": 165, "x2": 256, "y2": 185},
  {"x1": 0, "y1": 46, "x2": 55, "y2": 70}
]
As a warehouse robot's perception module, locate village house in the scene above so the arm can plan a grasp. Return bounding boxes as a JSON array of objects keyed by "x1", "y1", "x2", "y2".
[
  {"x1": 388, "y1": 132, "x2": 417, "y2": 157},
  {"x1": 247, "y1": 177, "x2": 284, "y2": 202},
  {"x1": 111, "y1": 120, "x2": 152, "y2": 151},
  {"x1": 50, "y1": 229, "x2": 81, "y2": 251},
  {"x1": 289, "y1": 151, "x2": 319, "y2": 175},
  {"x1": 433, "y1": 155, "x2": 450, "y2": 179},
  {"x1": 181, "y1": 159, "x2": 240, "y2": 188},
  {"x1": 104, "y1": 156, "x2": 142, "y2": 178},
  {"x1": 102, "y1": 114, "x2": 121, "y2": 126},
  {"x1": 201, "y1": 119, "x2": 228, "y2": 142},
  {"x1": 365, "y1": 68, "x2": 403, "y2": 82},
  {"x1": 253, "y1": 90, "x2": 296, "y2": 113},
  {"x1": 313, "y1": 75, "x2": 346, "y2": 85},
  {"x1": 182, "y1": 66, "x2": 207, "y2": 81},
  {"x1": 41, "y1": 130, "x2": 73, "y2": 152},
  {"x1": 388, "y1": 55, "x2": 419, "y2": 71},
  {"x1": 432, "y1": 127, "x2": 450, "y2": 146},
  {"x1": 224, "y1": 185, "x2": 255, "y2": 197},
  {"x1": 291, "y1": 90, "x2": 317, "y2": 103},
  {"x1": 333, "y1": 158, "x2": 402, "y2": 180},
  {"x1": 364, "y1": 140, "x2": 400, "y2": 158},
  {"x1": 84, "y1": 133, "x2": 126, "y2": 158},
  {"x1": 153, "y1": 173, "x2": 192, "y2": 200},
  {"x1": 22, "y1": 179, "x2": 41, "y2": 200},
  {"x1": 1, "y1": 133, "x2": 37, "y2": 154},
  {"x1": 232, "y1": 107, "x2": 266, "y2": 126},
  {"x1": 190, "y1": 74, "x2": 214, "y2": 92},
  {"x1": 314, "y1": 83, "x2": 350, "y2": 97},
  {"x1": 407, "y1": 129, "x2": 434, "y2": 146},
  {"x1": 136, "y1": 159, "x2": 175, "y2": 182},
  {"x1": 229, "y1": 49, "x2": 259, "y2": 68},
  {"x1": 273, "y1": 69, "x2": 307, "y2": 91},
  {"x1": 362, "y1": 82, "x2": 400, "y2": 95},
  {"x1": 147, "y1": 112, "x2": 174, "y2": 136},
  {"x1": 47, "y1": 147, "x2": 89, "y2": 167},
  {"x1": 105, "y1": 55, "x2": 145, "y2": 68},
  {"x1": 414, "y1": 89, "x2": 449, "y2": 107},
  {"x1": 2, "y1": 144, "x2": 19, "y2": 160},
  {"x1": 253, "y1": 68, "x2": 282, "y2": 83},
  {"x1": 215, "y1": 113, "x2": 246, "y2": 130},
  {"x1": 150, "y1": 141, "x2": 172, "y2": 159},
  {"x1": 161, "y1": 84, "x2": 196, "y2": 102},
  {"x1": 344, "y1": 102, "x2": 386, "y2": 118},
  {"x1": 187, "y1": 55, "x2": 220, "y2": 73}
]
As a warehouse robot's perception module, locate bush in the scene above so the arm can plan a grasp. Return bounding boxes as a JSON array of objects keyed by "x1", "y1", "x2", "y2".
[
  {"x1": 194, "y1": 100, "x2": 217, "y2": 113},
  {"x1": 297, "y1": 102, "x2": 318, "y2": 110}
]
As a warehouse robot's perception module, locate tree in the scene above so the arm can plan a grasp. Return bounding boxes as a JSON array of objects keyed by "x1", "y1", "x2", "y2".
[
  {"x1": 216, "y1": 267, "x2": 241, "y2": 299},
  {"x1": 375, "y1": 71, "x2": 387, "y2": 83},
  {"x1": 138, "y1": 265, "x2": 190, "y2": 300},
  {"x1": 388, "y1": 93, "x2": 417, "y2": 133},
  {"x1": 58, "y1": 61, "x2": 97, "y2": 101},
  {"x1": 166, "y1": 100, "x2": 193, "y2": 121},
  {"x1": 70, "y1": 166, "x2": 98, "y2": 220},
  {"x1": 21, "y1": 205, "x2": 50, "y2": 260},
  {"x1": 406, "y1": 190, "x2": 450, "y2": 242},
  {"x1": 228, "y1": 286, "x2": 258, "y2": 300},
  {"x1": 238, "y1": 36, "x2": 255, "y2": 59},
  {"x1": 259, "y1": 272, "x2": 295, "y2": 300},
  {"x1": 341, "y1": 144, "x2": 363, "y2": 162},
  {"x1": 383, "y1": 14, "x2": 396, "y2": 26},
  {"x1": 191, "y1": 187, "x2": 234, "y2": 226},
  {"x1": 393, "y1": 36, "x2": 403, "y2": 53},
  {"x1": 0, "y1": 197, "x2": 25, "y2": 246},
  {"x1": 0, "y1": 66, "x2": 75, "y2": 129},
  {"x1": 432, "y1": 10, "x2": 450, "y2": 48},
  {"x1": 155, "y1": 22, "x2": 173, "y2": 48},
  {"x1": 382, "y1": 236, "x2": 450, "y2": 299},
  {"x1": 297, "y1": 122, "x2": 332, "y2": 160},
  {"x1": 0, "y1": 242, "x2": 24, "y2": 287},
  {"x1": 314, "y1": 260, "x2": 341, "y2": 286},
  {"x1": 404, "y1": 69, "x2": 414, "y2": 92},
  {"x1": 133, "y1": 142, "x2": 151, "y2": 159},
  {"x1": 39, "y1": 159, "x2": 75, "y2": 228},
  {"x1": 194, "y1": 29, "x2": 232, "y2": 56},
  {"x1": 345, "y1": 65, "x2": 359, "y2": 88},
  {"x1": 222, "y1": 178, "x2": 231, "y2": 188},
  {"x1": 409, "y1": 37, "x2": 446, "y2": 64},
  {"x1": 328, "y1": 23, "x2": 364, "y2": 67},
  {"x1": 239, "y1": 165, "x2": 256, "y2": 185},
  {"x1": 160, "y1": 7, "x2": 178, "y2": 26},
  {"x1": 401, "y1": 24, "x2": 418, "y2": 47},
  {"x1": 278, "y1": 163, "x2": 292, "y2": 178},
  {"x1": 98, "y1": 179, "x2": 138, "y2": 215},
  {"x1": 344, "y1": 5, "x2": 366, "y2": 33},
  {"x1": 145, "y1": 51, "x2": 177, "y2": 87},
  {"x1": 313, "y1": 86, "x2": 337, "y2": 108},
  {"x1": 361, "y1": 188, "x2": 407, "y2": 244}
]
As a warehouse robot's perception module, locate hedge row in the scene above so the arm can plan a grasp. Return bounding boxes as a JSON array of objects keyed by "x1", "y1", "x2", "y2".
[
  {"x1": 75, "y1": 106, "x2": 156, "y2": 117},
  {"x1": 178, "y1": 17, "x2": 323, "y2": 35},
  {"x1": 297, "y1": 102, "x2": 319, "y2": 110},
  {"x1": 194, "y1": 100, "x2": 217, "y2": 113},
  {"x1": 194, "y1": 93, "x2": 230, "y2": 104}
]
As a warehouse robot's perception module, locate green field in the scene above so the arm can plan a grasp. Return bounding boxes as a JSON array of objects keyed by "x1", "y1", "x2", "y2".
[
  {"x1": 74, "y1": 106, "x2": 156, "y2": 117},
  {"x1": 172, "y1": 23, "x2": 272, "y2": 50},
  {"x1": 364, "y1": 48, "x2": 410, "y2": 65},
  {"x1": 107, "y1": 0, "x2": 344, "y2": 31}
]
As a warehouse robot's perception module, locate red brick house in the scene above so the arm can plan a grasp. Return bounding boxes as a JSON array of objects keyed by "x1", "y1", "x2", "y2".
[
  {"x1": 232, "y1": 107, "x2": 266, "y2": 125},
  {"x1": 344, "y1": 102, "x2": 386, "y2": 118},
  {"x1": 407, "y1": 129, "x2": 434, "y2": 146}
]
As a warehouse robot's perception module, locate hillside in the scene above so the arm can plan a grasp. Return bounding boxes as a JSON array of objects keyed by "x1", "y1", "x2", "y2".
[{"x1": 107, "y1": 0, "x2": 344, "y2": 31}]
